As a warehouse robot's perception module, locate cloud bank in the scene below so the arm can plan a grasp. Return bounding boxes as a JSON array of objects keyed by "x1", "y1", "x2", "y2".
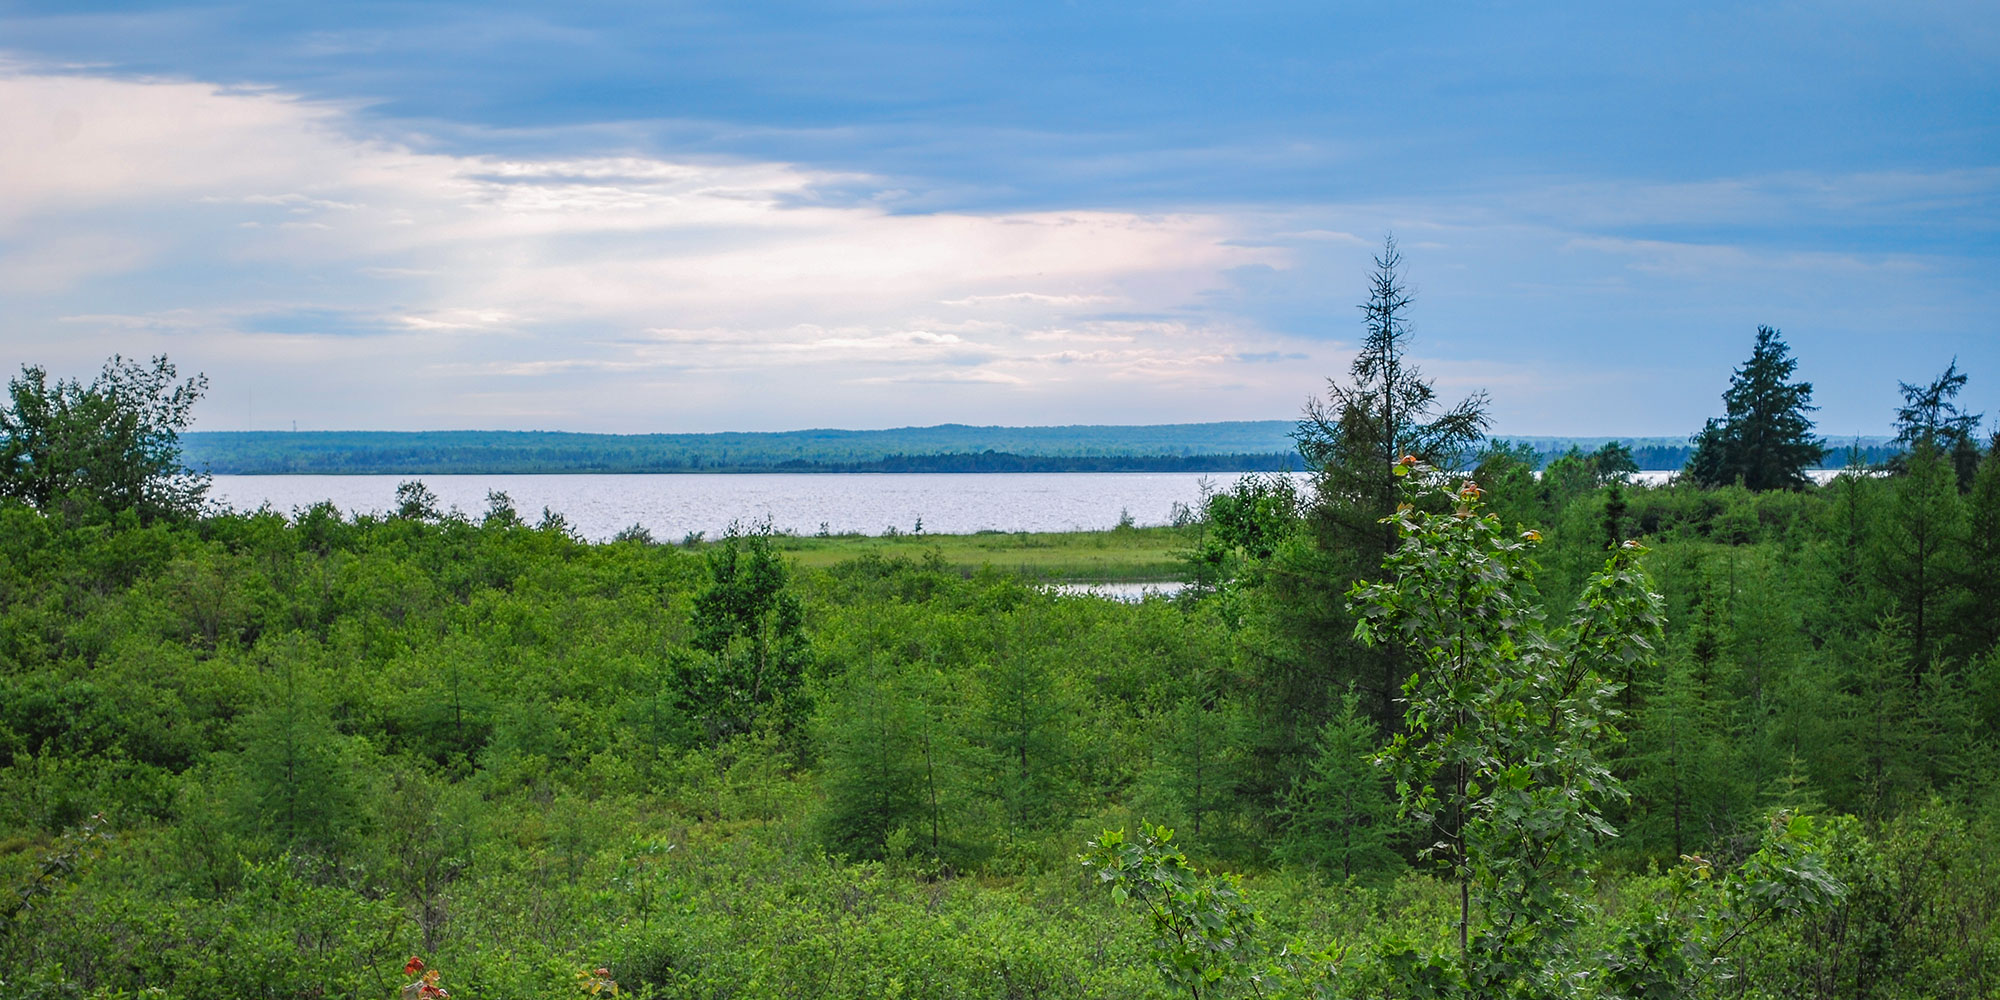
[
  {"x1": 2, "y1": 60, "x2": 1994, "y2": 436},
  {"x1": 3, "y1": 66, "x2": 1344, "y2": 431}
]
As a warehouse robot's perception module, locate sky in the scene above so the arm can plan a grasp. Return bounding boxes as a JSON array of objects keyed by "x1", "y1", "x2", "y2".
[{"x1": 0, "y1": 1, "x2": 1994, "y2": 436}]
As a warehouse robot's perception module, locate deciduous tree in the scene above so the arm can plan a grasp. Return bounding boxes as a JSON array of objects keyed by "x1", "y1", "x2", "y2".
[
  {"x1": 0, "y1": 355, "x2": 209, "y2": 520},
  {"x1": 686, "y1": 521, "x2": 810, "y2": 734},
  {"x1": 1352, "y1": 462, "x2": 1662, "y2": 977}
]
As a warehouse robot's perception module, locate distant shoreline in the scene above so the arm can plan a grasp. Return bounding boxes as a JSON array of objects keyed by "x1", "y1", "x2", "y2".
[
  {"x1": 181, "y1": 425, "x2": 1897, "y2": 476},
  {"x1": 199, "y1": 453, "x2": 1306, "y2": 475}
]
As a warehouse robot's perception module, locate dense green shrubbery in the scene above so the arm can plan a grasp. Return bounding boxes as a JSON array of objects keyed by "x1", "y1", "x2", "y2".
[{"x1": 2, "y1": 435, "x2": 1999, "y2": 996}]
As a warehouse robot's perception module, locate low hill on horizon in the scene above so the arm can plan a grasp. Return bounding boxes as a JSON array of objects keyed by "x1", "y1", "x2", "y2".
[{"x1": 180, "y1": 424, "x2": 1895, "y2": 475}]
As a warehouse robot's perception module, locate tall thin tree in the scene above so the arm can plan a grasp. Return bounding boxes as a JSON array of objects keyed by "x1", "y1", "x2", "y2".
[{"x1": 1284, "y1": 236, "x2": 1490, "y2": 726}]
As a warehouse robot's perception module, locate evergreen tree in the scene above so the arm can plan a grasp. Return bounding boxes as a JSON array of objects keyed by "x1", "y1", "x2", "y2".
[
  {"x1": 1142, "y1": 658, "x2": 1248, "y2": 849},
  {"x1": 1297, "y1": 236, "x2": 1491, "y2": 558},
  {"x1": 969, "y1": 626, "x2": 1079, "y2": 844},
  {"x1": 1893, "y1": 359, "x2": 1981, "y2": 453},
  {"x1": 1894, "y1": 361, "x2": 1983, "y2": 490},
  {"x1": 1276, "y1": 236, "x2": 1490, "y2": 730},
  {"x1": 1624, "y1": 654, "x2": 1739, "y2": 860},
  {"x1": 1470, "y1": 439, "x2": 1541, "y2": 529},
  {"x1": 1812, "y1": 460, "x2": 1888, "y2": 641},
  {"x1": 1686, "y1": 326, "x2": 1825, "y2": 490},
  {"x1": 233, "y1": 641, "x2": 363, "y2": 857},
  {"x1": 1272, "y1": 685, "x2": 1400, "y2": 879},
  {"x1": 1912, "y1": 662, "x2": 1987, "y2": 801},
  {"x1": 816, "y1": 655, "x2": 934, "y2": 860},
  {"x1": 1873, "y1": 443, "x2": 1966, "y2": 676},
  {"x1": 1956, "y1": 436, "x2": 2000, "y2": 659}
]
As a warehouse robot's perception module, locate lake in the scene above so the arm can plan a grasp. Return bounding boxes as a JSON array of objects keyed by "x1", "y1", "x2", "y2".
[
  {"x1": 205, "y1": 472, "x2": 1291, "y2": 542},
  {"x1": 205, "y1": 467, "x2": 1852, "y2": 543}
]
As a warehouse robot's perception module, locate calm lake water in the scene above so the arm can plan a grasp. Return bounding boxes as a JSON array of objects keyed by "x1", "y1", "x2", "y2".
[
  {"x1": 205, "y1": 468, "x2": 1849, "y2": 544},
  {"x1": 206, "y1": 472, "x2": 1291, "y2": 542}
]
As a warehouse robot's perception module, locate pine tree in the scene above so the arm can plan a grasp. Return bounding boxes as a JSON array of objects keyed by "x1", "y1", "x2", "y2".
[
  {"x1": 1686, "y1": 327, "x2": 1825, "y2": 490},
  {"x1": 1273, "y1": 685, "x2": 1400, "y2": 879},
  {"x1": 1873, "y1": 443, "x2": 1966, "y2": 676},
  {"x1": 1893, "y1": 360, "x2": 1983, "y2": 489},
  {"x1": 1278, "y1": 236, "x2": 1490, "y2": 730},
  {"x1": 816, "y1": 655, "x2": 934, "y2": 860},
  {"x1": 1956, "y1": 436, "x2": 2000, "y2": 659},
  {"x1": 1144, "y1": 658, "x2": 1248, "y2": 849}
]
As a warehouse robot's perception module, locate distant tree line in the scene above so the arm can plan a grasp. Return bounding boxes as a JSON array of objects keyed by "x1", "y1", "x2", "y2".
[
  {"x1": 1501, "y1": 438, "x2": 1894, "y2": 473},
  {"x1": 180, "y1": 423, "x2": 1308, "y2": 475},
  {"x1": 179, "y1": 429, "x2": 1890, "y2": 478},
  {"x1": 770, "y1": 451, "x2": 1302, "y2": 473}
]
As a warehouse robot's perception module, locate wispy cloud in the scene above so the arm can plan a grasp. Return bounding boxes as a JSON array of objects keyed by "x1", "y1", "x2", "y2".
[
  {"x1": 3, "y1": 50, "x2": 1994, "y2": 436},
  {"x1": 852, "y1": 370, "x2": 1030, "y2": 386},
  {"x1": 0, "y1": 65, "x2": 1335, "y2": 430},
  {"x1": 939, "y1": 292, "x2": 1119, "y2": 307}
]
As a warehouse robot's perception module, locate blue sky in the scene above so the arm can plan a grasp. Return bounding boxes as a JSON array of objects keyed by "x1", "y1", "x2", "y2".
[{"x1": 1, "y1": 1, "x2": 1994, "y2": 435}]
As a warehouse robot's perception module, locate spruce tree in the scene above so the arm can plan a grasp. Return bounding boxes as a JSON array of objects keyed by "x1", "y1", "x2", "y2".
[
  {"x1": 1277, "y1": 236, "x2": 1490, "y2": 729},
  {"x1": 1686, "y1": 326, "x2": 1825, "y2": 490},
  {"x1": 1297, "y1": 236, "x2": 1491, "y2": 557}
]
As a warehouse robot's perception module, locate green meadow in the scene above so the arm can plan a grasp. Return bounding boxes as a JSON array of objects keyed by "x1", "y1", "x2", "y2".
[{"x1": 760, "y1": 524, "x2": 1185, "y2": 581}]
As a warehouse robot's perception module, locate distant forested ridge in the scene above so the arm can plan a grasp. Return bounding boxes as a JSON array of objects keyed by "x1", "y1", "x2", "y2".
[
  {"x1": 1501, "y1": 435, "x2": 1894, "y2": 472},
  {"x1": 179, "y1": 425, "x2": 1894, "y2": 475},
  {"x1": 181, "y1": 423, "x2": 1304, "y2": 474}
]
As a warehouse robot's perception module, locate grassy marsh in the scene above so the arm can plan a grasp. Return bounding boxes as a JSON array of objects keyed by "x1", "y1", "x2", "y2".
[{"x1": 757, "y1": 524, "x2": 1185, "y2": 582}]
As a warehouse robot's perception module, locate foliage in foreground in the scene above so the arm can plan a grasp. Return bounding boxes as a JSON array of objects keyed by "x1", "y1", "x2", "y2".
[
  {"x1": 5, "y1": 340, "x2": 2000, "y2": 996},
  {"x1": 1094, "y1": 470, "x2": 1848, "y2": 999}
]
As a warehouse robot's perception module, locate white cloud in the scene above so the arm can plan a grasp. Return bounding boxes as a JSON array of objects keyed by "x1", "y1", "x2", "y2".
[
  {"x1": 0, "y1": 65, "x2": 1332, "y2": 430},
  {"x1": 4, "y1": 64, "x2": 1990, "y2": 435},
  {"x1": 940, "y1": 291, "x2": 1119, "y2": 307},
  {"x1": 1269, "y1": 229, "x2": 1369, "y2": 244},
  {"x1": 0, "y1": 232, "x2": 156, "y2": 292},
  {"x1": 852, "y1": 369, "x2": 1030, "y2": 386}
]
